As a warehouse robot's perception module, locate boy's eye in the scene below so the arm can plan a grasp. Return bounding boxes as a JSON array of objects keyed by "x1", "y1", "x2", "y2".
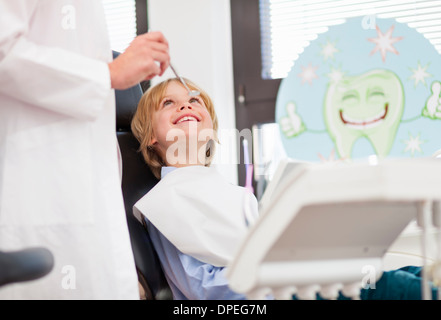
[{"x1": 162, "y1": 99, "x2": 173, "y2": 107}]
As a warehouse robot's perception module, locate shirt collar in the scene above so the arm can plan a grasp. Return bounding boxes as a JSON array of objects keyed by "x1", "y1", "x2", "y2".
[{"x1": 161, "y1": 166, "x2": 177, "y2": 179}]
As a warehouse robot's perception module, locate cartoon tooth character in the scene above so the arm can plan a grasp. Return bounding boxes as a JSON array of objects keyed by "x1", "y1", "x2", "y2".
[{"x1": 324, "y1": 69, "x2": 404, "y2": 159}]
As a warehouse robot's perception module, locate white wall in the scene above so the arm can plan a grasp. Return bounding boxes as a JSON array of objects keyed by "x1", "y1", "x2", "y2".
[{"x1": 148, "y1": 0, "x2": 238, "y2": 185}]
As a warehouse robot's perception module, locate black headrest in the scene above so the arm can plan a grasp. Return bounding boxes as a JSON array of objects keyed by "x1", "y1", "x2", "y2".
[{"x1": 113, "y1": 51, "x2": 144, "y2": 132}]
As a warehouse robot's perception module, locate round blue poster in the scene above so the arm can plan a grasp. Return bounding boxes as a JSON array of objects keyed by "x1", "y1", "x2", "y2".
[{"x1": 275, "y1": 17, "x2": 441, "y2": 162}]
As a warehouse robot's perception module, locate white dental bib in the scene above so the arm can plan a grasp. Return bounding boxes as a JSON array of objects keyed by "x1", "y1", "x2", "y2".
[{"x1": 133, "y1": 166, "x2": 258, "y2": 267}]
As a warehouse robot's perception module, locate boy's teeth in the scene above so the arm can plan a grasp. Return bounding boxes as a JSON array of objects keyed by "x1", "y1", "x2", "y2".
[{"x1": 177, "y1": 116, "x2": 196, "y2": 124}]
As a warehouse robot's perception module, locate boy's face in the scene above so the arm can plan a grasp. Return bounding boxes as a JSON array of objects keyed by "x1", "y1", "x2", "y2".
[{"x1": 150, "y1": 81, "x2": 214, "y2": 164}]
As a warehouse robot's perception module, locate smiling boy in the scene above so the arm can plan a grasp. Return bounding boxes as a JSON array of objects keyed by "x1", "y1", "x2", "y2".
[{"x1": 131, "y1": 78, "x2": 257, "y2": 299}]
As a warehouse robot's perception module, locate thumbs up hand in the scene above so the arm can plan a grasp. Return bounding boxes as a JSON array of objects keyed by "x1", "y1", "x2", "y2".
[{"x1": 279, "y1": 102, "x2": 306, "y2": 138}]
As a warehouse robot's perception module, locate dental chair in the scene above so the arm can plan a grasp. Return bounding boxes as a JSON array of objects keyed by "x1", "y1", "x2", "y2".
[{"x1": 113, "y1": 51, "x2": 172, "y2": 300}]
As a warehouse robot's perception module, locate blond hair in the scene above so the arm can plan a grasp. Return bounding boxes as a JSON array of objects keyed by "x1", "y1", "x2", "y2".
[{"x1": 131, "y1": 78, "x2": 219, "y2": 179}]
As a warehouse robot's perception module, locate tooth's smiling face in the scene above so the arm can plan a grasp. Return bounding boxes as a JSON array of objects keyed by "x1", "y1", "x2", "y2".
[
  {"x1": 338, "y1": 85, "x2": 389, "y2": 130},
  {"x1": 150, "y1": 81, "x2": 214, "y2": 158},
  {"x1": 324, "y1": 69, "x2": 404, "y2": 158}
]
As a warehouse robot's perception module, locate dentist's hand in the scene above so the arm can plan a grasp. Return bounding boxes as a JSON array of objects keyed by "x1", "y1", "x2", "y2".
[{"x1": 108, "y1": 31, "x2": 170, "y2": 90}]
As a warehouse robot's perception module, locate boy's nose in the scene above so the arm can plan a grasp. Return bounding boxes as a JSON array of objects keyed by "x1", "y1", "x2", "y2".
[{"x1": 180, "y1": 104, "x2": 192, "y2": 110}]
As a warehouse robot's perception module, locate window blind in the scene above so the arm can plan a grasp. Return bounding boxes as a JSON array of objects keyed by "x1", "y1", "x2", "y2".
[
  {"x1": 260, "y1": 0, "x2": 441, "y2": 79},
  {"x1": 102, "y1": 0, "x2": 137, "y2": 52}
]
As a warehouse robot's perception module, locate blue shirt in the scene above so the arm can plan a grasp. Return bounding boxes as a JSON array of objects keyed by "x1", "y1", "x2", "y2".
[{"x1": 145, "y1": 166, "x2": 247, "y2": 300}]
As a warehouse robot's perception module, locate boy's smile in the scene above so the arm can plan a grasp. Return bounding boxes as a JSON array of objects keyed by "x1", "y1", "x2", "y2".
[{"x1": 173, "y1": 114, "x2": 201, "y2": 125}]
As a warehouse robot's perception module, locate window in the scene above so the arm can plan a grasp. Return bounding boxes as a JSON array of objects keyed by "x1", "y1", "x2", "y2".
[
  {"x1": 260, "y1": 0, "x2": 441, "y2": 79},
  {"x1": 102, "y1": 0, "x2": 138, "y2": 52}
]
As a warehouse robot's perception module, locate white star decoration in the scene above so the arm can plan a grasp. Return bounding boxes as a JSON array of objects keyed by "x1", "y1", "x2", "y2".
[
  {"x1": 409, "y1": 61, "x2": 432, "y2": 87},
  {"x1": 326, "y1": 66, "x2": 345, "y2": 83},
  {"x1": 320, "y1": 40, "x2": 339, "y2": 61},
  {"x1": 298, "y1": 63, "x2": 318, "y2": 85},
  {"x1": 368, "y1": 25, "x2": 403, "y2": 62},
  {"x1": 403, "y1": 133, "x2": 425, "y2": 156}
]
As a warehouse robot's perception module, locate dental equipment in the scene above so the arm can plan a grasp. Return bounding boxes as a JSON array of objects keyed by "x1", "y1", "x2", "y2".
[
  {"x1": 169, "y1": 64, "x2": 200, "y2": 97},
  {"x1": 227, "y1": 157, "x2": 441, "y2": 300},
  {"x1": 243, "y1": 138, "x2": 254, "y2": 194},
  {"x1": 242, "y1": 138, "x2": 256, "y2": 228}
]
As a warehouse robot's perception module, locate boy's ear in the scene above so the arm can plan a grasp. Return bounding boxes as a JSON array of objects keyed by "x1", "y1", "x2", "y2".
[{"x1": 149, "y1": 134, "x2": 157, "y2": 146}]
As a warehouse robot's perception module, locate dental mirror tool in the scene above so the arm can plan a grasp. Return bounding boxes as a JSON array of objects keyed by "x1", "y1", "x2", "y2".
[{"x1": 169, "y1": 64, "x2": 200, "y2": 97}]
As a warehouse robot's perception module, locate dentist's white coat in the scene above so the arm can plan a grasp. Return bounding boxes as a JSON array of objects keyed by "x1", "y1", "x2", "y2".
[{"x1": 0, "y1": 1, "x2": 139, "y2": 299}]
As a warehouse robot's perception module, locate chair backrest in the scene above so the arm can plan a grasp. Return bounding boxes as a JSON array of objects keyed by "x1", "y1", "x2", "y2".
[{"x1": 113, "y1": 51, "x2": 172, "y2": 300}]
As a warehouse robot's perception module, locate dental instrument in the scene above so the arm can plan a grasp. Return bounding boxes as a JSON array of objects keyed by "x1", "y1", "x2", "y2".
[
  {"x1": 242, "y1": 138, "x2": 256, "y2": 228},
  {"x1": 243, "y1": 138, "x2": 254, "y2": 194},
  {"x1": 169, "y1": 64, "x2": 200, "y2": 97}
]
